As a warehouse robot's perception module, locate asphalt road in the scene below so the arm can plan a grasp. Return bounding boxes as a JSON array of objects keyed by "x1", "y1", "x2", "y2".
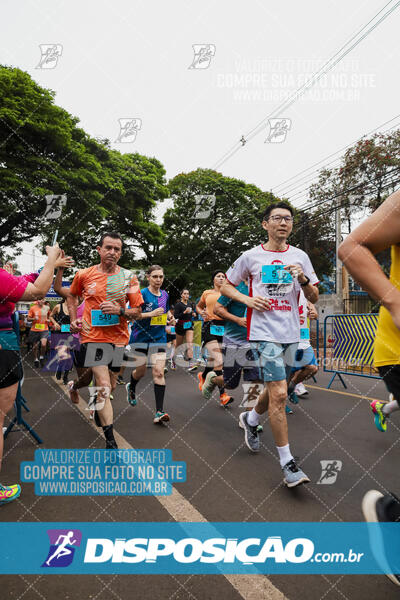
[{"x1": 1, "y1": 354, "x2": 399, "y2": 600}]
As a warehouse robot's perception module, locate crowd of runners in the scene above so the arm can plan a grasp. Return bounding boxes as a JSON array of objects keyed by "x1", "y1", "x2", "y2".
[{"x1": 1, "y1": 195, "x2": 400, "y2": 584}]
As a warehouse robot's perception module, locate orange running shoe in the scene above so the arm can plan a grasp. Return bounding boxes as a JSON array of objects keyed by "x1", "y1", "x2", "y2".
[
  {"x1": 219, "y1": 392, "x2": 234, "y2": 407},
  {"x1": 198, "y1": 372, "x2": 204, "y2": 391}
]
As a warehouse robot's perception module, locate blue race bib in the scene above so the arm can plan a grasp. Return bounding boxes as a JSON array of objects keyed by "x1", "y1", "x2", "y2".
[
  {"x1": 183, "y1": 321, "x2": 192, "y2": 330},
  {"x1": 91, "y1": 310, "x2": 120, "y2": 327},
  {"x1": 300, "y1": 327, "x2": 310, "y2": 340},
  {"x1": 61, "y1": 324, "x2": 70, "y2": 333},
  {"x1": 170, "y1": 326, "x2": 175, "y2": 334},
  {"x1": 261, "y1": 265, "x2": 292, "y2": 284},
  {"x1": 210, "y1": 324, "x2": 225, "y2": 336}
]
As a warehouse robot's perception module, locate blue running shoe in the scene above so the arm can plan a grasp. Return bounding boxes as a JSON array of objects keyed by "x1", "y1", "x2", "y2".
[
  {"x1": 371, "y1": 400, "x2": 387, "y2": 432},
  {"x1": 153, "y1": 411, "x2": 170, "y2": 424},
  {"x1": 125, "y1": 382, "x2": 137, "y2": 407}
]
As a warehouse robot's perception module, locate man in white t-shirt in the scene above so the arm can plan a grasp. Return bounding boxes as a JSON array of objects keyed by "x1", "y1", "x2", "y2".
[{"x1": 221, "y1": 202, "x2": 319, "y2": 487}]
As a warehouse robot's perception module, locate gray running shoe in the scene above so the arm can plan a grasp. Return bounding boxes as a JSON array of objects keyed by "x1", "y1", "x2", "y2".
[
  {"x1": 202, "y1": 371, "x2": 217, "y2": 399},
  {"x1": 238, "y1": 415, "x2": 263, "y2": 433},
  {"x1": 282, "y1": 459, "x2": 310, "y2": 488},
  {"x1": 239, "y1": 411, "x2": 260, "y2": 453}
]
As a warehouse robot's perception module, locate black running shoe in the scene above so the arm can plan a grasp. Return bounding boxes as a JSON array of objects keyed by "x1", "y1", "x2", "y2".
[{"x1": 105, "y1": 438, "x2": 118, "y2": 449}]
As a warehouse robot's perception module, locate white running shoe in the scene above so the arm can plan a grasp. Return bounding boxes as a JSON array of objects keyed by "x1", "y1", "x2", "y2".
[{"x1": 295, "y1": 382, "x2": 308, "y2": 396}]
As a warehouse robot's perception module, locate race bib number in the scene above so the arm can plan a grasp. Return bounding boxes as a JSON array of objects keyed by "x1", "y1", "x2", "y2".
[
  {"x1": 210, "y1": 324, "x2": 225, "y2": 336},
  {"x1": 183, "y1": 321, "x2": 192, "y2": 330},
  {"x1": 61, "y1": 324, "x2": 70, "y2": 333},
  {"x1": 91, "y1": 310, "x2": 120, "y2": 327},
  {"x1": 35, "y1": 323, "x2": 45, "y2": 331},
  {"x1": 300, "y1": 327, "x2": 310, "y2": 340},
  {"x1": 261, "y1": 265, "x2": 293, "y2": 284},
  {"x1": 150, "y1": 313, "x2": 167, "y2": 326},
  {"x1": 170, "y1": 326, "x2": 175, "y2": 334}
]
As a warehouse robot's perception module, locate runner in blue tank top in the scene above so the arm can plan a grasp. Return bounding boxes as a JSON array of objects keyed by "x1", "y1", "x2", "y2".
[{"x1": 126, "y1": 265, "x2": 170, "y2": 424}]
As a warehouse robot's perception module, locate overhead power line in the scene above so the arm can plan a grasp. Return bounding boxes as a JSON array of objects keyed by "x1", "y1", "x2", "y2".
[
  {"x1": 211, "y1": 0, "x2": 400, "y2": 172},
  {"x1": 295, "y1": 166, "x2": 400, "y2": 215},
  {"x1": 272, "y1": 115, "x2": 400, "y2": 199}
]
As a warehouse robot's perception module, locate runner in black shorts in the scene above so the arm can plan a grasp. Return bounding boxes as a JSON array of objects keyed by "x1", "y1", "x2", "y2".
[
  {"x1": 174, "y1": 289, "x2": 197, "y2": 371},
  {"x1": 68, "y1": 232, "x2": 142, "y2": 449},
  {"x1": 50, "y1": 299, "x2": 72, "y2": 384},
  {"x1": 166, "y1": 307, "x2": 176, "y2": 370},
  {"x1": 202, "y1": 280, "x2": 267, "y2": 433},
  {"x1": 52, "y1": 256, "x2": 91, "y2": 406},
  {"x1": 0, "y1": 245, "x2": 61, "y2": 505},
  {"x1": 196, "y1": 270, "x2": 233, "y2": 406}
]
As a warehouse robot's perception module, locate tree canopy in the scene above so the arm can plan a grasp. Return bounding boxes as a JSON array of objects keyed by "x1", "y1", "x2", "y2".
[{"x1": 0, "y1": 65, "x2": 168, "y2": 267}]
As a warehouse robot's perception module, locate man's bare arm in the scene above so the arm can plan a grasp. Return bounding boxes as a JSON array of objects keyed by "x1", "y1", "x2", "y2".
[
  {"x1": 338, "y1": 189, "x2": 400, "y2": 322},
  {"x1": 220, "y1": 281, "x2": 270, "y2": 312},
  {"x1": 53, "y1": 268, "x2": 70, "y2": 300},
  {"x1": 67, "y1": 294, "x2": 79, "y2": 326},
  {"x1": 214, "y1": 302, "x2": 247, "y2": 328}
]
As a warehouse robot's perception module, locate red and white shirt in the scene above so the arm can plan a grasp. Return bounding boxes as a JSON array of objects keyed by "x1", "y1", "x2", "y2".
[{"x1": 225, "y1": 244, "x2": 319, "y2": 343}]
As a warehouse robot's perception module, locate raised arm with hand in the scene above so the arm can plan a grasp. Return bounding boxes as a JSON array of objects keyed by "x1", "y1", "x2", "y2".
[{"x1": 20, "y1": 245, "x2": 61, "y2": 301}]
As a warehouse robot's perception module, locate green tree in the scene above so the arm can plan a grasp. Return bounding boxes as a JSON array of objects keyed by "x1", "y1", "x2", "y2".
[
  {"x1": 308, "y1": 130, "x2": 400, "y2": 231},
  {"x1": 0, "y1": 65, "x2": 168, "y2": 268},
  {"x1": 154, "y1": 169, "x2": 278, "y2": 300},
  {"x1": 305, "y1": 130, "x2": 400, "y2": 282}
]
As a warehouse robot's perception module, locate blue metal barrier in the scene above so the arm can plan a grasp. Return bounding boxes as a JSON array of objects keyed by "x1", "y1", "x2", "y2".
[
  {"x1": 3, "y1": 312, "x2": 43, "y2": 444},
  {"x1": 323, "y1": 314, "x2": 380, "y2": 389}
]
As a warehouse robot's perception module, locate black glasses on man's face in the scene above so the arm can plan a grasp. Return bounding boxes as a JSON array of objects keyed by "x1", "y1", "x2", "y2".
[{"x1": 269, "y1": 215, "x2": 293, "y2": 223}]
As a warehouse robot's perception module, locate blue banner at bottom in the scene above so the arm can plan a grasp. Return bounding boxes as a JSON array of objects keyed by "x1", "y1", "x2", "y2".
[{"x1": 1, "y1": 522, "x2": 399, "y2": 575}]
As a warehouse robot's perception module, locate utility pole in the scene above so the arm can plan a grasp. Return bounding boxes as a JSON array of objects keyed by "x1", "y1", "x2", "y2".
[
  {"x1": 32, "y1": 249, "x2": 36, "y2": 272},
  {"x1": 335, "y1": 198, "x2": 343, "y2": 312}
]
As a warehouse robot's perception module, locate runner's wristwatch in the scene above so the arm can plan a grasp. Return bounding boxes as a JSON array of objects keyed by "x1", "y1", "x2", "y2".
[
  {"x1": 300, "y1": 276, "x2": 310, "y2": 287},
  {"x1": 119, "y1": 307, "x2": 125, "y2": 316}
]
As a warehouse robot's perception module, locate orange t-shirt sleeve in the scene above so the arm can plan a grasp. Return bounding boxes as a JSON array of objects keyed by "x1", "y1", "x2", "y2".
[
  {"x1": 28, "y1": 308, "x2": 35, "y2": 319},
  {"x1": 70, "y1": 270, "x2": 84, "y2": 297},
  {"x1": 128, "y1": 290, "x2": 143, "y2": 308},
  {"x1": 198, "y1": 292, "x2": 206, "y2": 310}
]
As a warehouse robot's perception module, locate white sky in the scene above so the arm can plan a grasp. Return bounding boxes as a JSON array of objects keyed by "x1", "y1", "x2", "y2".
[{"x1": 1, "y1": 0, "x2": 399, "y2": 272}]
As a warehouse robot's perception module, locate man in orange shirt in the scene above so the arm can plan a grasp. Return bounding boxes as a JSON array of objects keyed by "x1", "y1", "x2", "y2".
[
  {"x1": 195, "y1": 270, "x2": 233, "y2": 406},
  {"x1": 67, "y1": 232, "x2": 142, "y2": 449},
  {"x1": 27, "y1": 299, "x2": 51, "y2": 367}
]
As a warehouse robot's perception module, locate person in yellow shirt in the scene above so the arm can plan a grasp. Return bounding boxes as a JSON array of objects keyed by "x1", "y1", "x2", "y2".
[{"x1": 338, "y1": 188, "x2": 400, "y2": 587}]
